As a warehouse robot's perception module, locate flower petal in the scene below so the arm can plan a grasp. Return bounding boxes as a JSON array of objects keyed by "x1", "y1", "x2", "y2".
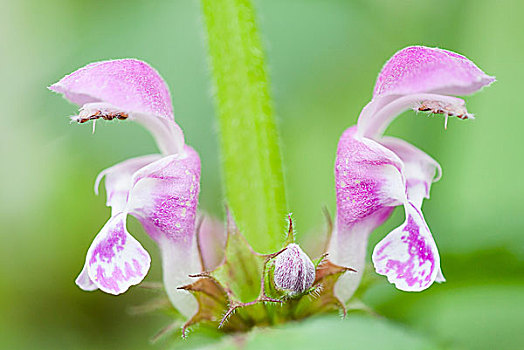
[
  {"x1": 372, "y1": 202, "x2": 440, "y2": 291},
  {"x1": 198, "y1": 215, "x2": 227, "y2": 271},
  {"x1": 85, "y1": 213, "x2": 151, "y2": 294},
  {"x1": 49, "y1": 60, "x2": 184, "y2": 155},
  {"x1": 329, "y1": 207, "x2": 393, "y2": 302},
  {"x1": 95, "y1": 155, "x2": 162, "y2": 215},
  {"x1": 49, "y1": 59, "x2": 173, "y2": 119},
  {"x1": 128, "y1": 146, "x2": 201, "y2": 243},
  {"x1": 436, "y1": 269, "x2": 446, "y2": 283},
  {"x1": 335, "y1": 127, "x2": 405, "y2": 228},
  {"x1": 158, "y1": 239, "x2": 201, "y2": 318},
  {"x1": 358, "y1": 46, "x2": 494, "y2": 138},
  {"x1": 330, "y1": 126, "x2": 406, "y2": 301},
  {"x1": 380, "y1": 137, "x2": 441, "y2": 207},
  {"x1": 374, "y1": 46, "x2": 495, "y2": 98},
  {"x1": 126, "y1": 146, "x2": 202, "y2": 318},
  {"x1": 75, "y1": 264, "x2": 98, "y2": 291}
]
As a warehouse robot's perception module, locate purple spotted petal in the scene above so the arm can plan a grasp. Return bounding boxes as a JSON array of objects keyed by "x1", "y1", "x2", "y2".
[
  {"x1": 374, "y1": 46, "x2": 495, "y2": 98},
  {"x1": 329, "y1": 126, "x2": 406, "y2": 301},
  {"x1": 372, "y1": 202, "x2": 440, "y2": 291},
  {"x1": 380, "y1": 137, "x2": 441, "y2": 207},
  {"x1": 49, "y1": 59, "x2": 173, "y2": 119},
  {"x1": 126, "y1": 146, "x2": 202, "y2": 317},
  {"x1": 95, "y1": 155, "x2": 162, "y2": 214},
  {"x1": 198, "y1": 216, "x2": 227, "y2": 271},
  {"x1": 83, "y1": 213, "x2": 151, "y2": 295},
  {"x1": 274, "y1": 244, "x2": 315, "y2": 294}
]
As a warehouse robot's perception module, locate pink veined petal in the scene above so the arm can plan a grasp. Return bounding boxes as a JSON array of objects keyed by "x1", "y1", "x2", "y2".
[
  {"x1": 49, "y1": 59, "x2": 173, "y2": 119},
  {"x1": 374, "y1": 46, "x2": 495, "y2": 98},
  {"x1": 95, "y1": 154, "x2": 162, "y2": 215},
  {"x1": 372, "y1": 202, "x2": 440, "y2": 292},
  {"x1": 380, "y1": 137, "x2": 441, "y2": 208},
  {"x1": 334, "y1": 127, "x2": 405, "y2": 228},
  {"x1": 128, "y1": 146, "x2": 201, "y2": 243},
  {"x1": 49, "y1": 60, "x2": 184, "y2": 155},
  {"x1": 329, "y1": 126, "x2": 406, "y2": 301},
  {"x1": 126, "y1": 146, "x2": 202, "y2": 318},
  {"x1": 198, "y1": 215, "x2": 227, "y2": 271},
  {"x1": 84, "y1": 213, "x2": 151, "y2": 295}
]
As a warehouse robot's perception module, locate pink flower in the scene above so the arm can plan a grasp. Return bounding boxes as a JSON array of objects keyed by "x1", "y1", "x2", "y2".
[
  {"x1": 328, "y1": 46, "x2": 495, "y2": 301},
  {"x1": 50, "y1": 60, "x2": 201, "y2": 318}
]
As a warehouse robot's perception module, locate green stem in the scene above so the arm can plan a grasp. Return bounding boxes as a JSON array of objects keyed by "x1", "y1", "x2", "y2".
[{"x1": 202, "y1": 0, "x2": 287, "y2": 253}]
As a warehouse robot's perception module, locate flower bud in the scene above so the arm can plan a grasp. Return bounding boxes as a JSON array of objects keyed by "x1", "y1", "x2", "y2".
[{"x1": 274, "y1": 244, "x2": 315, "y2": 294}]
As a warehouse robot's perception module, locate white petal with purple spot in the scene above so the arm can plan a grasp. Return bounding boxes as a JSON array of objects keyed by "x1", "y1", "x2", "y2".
[
  {"x1": 372, "y1": 202, "x2": 440, "y2": 291},
  {"x1": 85, "y1": 213, "x2": 151, "y2": 295}
]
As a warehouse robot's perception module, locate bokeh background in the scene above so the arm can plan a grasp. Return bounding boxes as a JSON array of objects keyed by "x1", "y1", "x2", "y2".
[{"x1": 1, "y1": 0, "x2": 523, "y2": 349}]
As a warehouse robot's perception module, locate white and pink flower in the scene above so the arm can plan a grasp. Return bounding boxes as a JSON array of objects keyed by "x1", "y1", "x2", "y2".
[
  {"x1": 328, "y1": 46, "x2": 495, "y2": 301},
  {"x1": 50, "y1": 59, "x2": 201, "y2": 318}
]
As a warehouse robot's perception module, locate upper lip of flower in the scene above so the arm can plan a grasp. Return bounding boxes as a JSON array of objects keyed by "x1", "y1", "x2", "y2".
[
  {"x1": 357, "y1": 46, "x2": 495, "y2": 139},
  {"x1": 49, "y1": 59, "x2": 185, "y2": 156},
  {"x1": 330, "y1": 46, "x2": 494, "y2": 295}
]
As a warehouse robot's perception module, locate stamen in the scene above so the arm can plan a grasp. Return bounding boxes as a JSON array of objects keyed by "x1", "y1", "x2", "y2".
[
  {"x1": 72, "y1": 103, "x2": 129, "y2": 124},
  {"x1": 357, "y1": 93, "x2": 471, "y2": 138},
  {"x1": 415, "y1": 100, "x2": 474, "y2": 121},
  {"x1": 70, "y1": 102, "x2": 185, "y2": 155}
]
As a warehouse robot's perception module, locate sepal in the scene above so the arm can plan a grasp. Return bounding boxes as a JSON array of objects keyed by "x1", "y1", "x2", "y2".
[
  {"x1": 293, "y1": 256, "x2": 356, "y2": 319},
  {"x1": 178, "y1": 215, "x2": 282, "y2": 335},
  {"x1": 177, "y1": 214, "x2": 357, "y2": 335}
]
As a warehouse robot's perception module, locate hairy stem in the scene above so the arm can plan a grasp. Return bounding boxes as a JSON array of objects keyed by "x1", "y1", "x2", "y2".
[{"x1": 202, "y1": 0, "x2": 287, "y2": 253}]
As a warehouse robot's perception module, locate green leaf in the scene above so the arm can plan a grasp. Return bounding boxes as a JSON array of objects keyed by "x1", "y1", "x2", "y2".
[
  {"x1": 211, "y1": 221, "x2": 266, "y2": 303},
  {"x1": 193, "y1": 315, "x2": 444, "y2": 350},
  {"x1": 181, "y1": 218, "x2": 283, "y2": 333},
  {"x1": 201, "y1": 0, "x2": 288, "y2": 253},
  {"x1": 376, "y1": 284, "x2": 524, "y2": 350}
]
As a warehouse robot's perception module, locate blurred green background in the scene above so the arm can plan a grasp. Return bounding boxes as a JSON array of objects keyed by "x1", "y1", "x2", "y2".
[{"x1": 1, "y1": 0, "x2": 523, "y2": 349}]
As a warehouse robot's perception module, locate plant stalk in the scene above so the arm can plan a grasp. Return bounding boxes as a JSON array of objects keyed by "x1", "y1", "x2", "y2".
[{"x1": 201, "y1": 0, "x2": 287, "y2": 253}]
